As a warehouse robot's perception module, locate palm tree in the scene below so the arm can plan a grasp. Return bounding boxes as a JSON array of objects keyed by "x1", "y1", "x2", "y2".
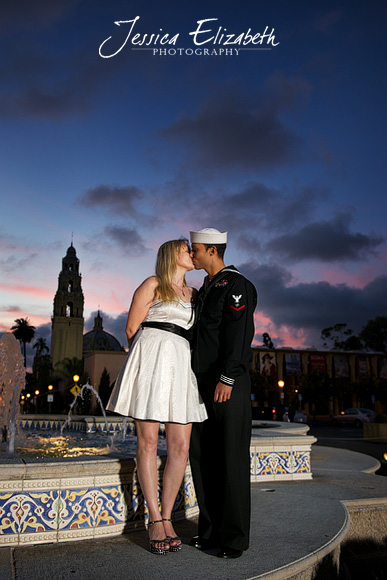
[
  {"x1": 55, "y1": 356, "x2": 84, "y2": 382},
  {"x1": 11, "y1": 318, "x2": 36, "y2": 367},
  {"x1": 33, "y1": 337, "x2": 49, "y2": 357}
]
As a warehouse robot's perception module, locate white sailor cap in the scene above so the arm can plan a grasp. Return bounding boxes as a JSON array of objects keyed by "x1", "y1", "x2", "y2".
[{"x1": 190, "y1": 228, "x2": 228, "y2": 244}]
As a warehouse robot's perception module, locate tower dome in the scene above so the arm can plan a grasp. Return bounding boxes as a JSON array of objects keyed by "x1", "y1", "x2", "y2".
[
  {"x1": 66, "y1": 244, "x2": 76, "y2": 257},
  {"x1": 83, "y1": 312, "x2": 123, "y2": 352}
]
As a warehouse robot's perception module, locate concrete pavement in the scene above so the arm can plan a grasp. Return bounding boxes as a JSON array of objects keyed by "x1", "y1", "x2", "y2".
[{"x1": 1, "y1": 446, "x2": 386, "y2": 580}]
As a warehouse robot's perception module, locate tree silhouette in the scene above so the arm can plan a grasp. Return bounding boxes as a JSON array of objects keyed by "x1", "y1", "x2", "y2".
[
  {"x1": 33, "y1": 337, "x2": 49, "y2": 357},
  {"x1": 262, "y1": 332, "x2": 274, "y2": 349},
  {"x1": 321, "y1": 323, "x2": 362, "y2": 351},
  {"x1": 54, "y1": 356, "x2": 84, "y2": 380},
  {"x1": 98, "y1": 367, "x2": 112, "y2": 407},
  {"x1": 11, "y1": 317, "x2": 36, "y2": 367},
  {"x1": 360, "y1": 316, "x2": 387, "y2": 353}
]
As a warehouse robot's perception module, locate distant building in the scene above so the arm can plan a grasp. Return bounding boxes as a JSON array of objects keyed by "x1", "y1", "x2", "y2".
[
  {"x1": 83, "y1": 312, "x2": 126, "y2": 389},
  {"x1": 50, "y1": 243, "x2": 126, "y2": 394},
  {"x1": 51, "y1": 243, "x2": 84, "y2": 368},
  {"x1": 252, "y1": 347, "x2": 387, "y2": 416}
]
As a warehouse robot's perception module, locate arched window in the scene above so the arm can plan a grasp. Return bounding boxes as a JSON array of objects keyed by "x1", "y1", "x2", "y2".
[
  {"x1": 66, "y1": 302, "x2": 73, "y2": 317},
  {"x1": 68, "y1": 281, "x2": 73, "y2": 292}
]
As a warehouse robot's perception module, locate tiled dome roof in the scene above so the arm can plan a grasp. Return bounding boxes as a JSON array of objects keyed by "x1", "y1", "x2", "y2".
[{"x1": 83, "y1": 312, "x2": 123, "y2": 352}]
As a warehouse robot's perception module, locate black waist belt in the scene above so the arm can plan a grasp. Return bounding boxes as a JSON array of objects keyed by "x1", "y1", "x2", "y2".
[{"x1": 142, "y1": 321, "x2": 191, "y2": 341}]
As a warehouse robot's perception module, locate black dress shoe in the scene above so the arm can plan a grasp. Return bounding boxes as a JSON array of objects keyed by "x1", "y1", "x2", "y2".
[
  {"x1": 217, "y1": 547, "x2": 243, "y2": 559},
  {"x1": 189, "y1": 536, "x2": 214, "y2": 550}
]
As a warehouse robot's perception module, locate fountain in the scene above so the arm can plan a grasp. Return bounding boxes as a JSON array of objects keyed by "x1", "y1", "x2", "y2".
[
  {"x1": 0, "y1": 332, "x2": 316, "y2": 547},
  {"x1": 60, "y1": 382, "x2": 109, "y2": 435},
  {"x1": 0, "y1": 333, "x2": 25, "y2": 456}
]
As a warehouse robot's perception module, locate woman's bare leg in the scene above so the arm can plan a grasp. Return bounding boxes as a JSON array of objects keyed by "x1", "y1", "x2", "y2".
[
  {"x1": 135, "y1": 420, "x2": 168, "y2": 550},
  {"x1": 161, "y1": 422, "x2": 192, "y2": 547}
]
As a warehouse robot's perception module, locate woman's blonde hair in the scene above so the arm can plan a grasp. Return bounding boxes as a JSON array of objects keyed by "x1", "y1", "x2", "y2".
[{"x1": 154, "y1": 239, "x2": 189, "y2": 302}]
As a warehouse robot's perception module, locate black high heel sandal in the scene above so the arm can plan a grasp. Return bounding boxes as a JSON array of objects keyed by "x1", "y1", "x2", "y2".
[
  {"x1": 148, "y1": 520, "x2": 169, "y2": 555},
  {"x1": 162, "y1": 518, "x2": 182, "y2": 552}
]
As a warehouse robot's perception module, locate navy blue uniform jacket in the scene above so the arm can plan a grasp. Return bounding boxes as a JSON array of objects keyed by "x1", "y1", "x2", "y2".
[{"x1": 191, "y1": 266, "x2": 257, "y2": 386}]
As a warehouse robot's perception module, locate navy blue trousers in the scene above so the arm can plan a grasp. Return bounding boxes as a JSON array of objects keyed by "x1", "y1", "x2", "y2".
[{"x1": 189, "y1": 372, "x2": 252, "y2": 551}]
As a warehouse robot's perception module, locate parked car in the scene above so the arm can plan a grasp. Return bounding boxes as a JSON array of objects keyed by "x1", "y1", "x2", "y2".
[
  {"x1": 272, "y1": 406, "x2": 290, "y2": 422},
  {"x1": 332, "y1": 408, "x2": 375, "y2": 427},
  {"x1": 293, "y1": 410, "x2": 308, "y2": 424}
]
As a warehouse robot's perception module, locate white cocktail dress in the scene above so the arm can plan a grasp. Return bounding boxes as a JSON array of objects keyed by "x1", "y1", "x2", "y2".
[{"x1": 106, "y1": 299, "x2": 208, "y2": 424}]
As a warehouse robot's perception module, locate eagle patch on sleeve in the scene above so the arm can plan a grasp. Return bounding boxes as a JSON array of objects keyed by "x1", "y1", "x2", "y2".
[{"x1": 230, "y1": 294, "x2": 245, "y2": 311}]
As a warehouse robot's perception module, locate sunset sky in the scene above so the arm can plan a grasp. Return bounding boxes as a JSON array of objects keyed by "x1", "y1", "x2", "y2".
[{"x1": 1, "y1": 0, "x2": 386, "y2": 367}]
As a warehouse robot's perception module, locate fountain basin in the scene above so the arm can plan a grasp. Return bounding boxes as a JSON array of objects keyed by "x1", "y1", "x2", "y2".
[{"x1": 0, "y1": 420, "x2": 315, "y2": 546}]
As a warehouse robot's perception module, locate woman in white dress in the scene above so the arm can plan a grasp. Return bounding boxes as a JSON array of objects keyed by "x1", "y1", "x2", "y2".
[{"x1": 107, "y1": 239, "x2": 207, "y2": 555}]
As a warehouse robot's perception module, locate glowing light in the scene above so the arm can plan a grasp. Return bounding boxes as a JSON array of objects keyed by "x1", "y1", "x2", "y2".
[
  {"x1": 48, "y1": 385, "x2": 53, "y2": 391},
  {"x1": 73, "y1": 375, "x2": 80, "y2": 383},
  {"x1": 278, "y1": 380, "x2": 285, "y2": 388},
  {"x1": 34, "y1": 390, "x2": 40, "y2": 396}
]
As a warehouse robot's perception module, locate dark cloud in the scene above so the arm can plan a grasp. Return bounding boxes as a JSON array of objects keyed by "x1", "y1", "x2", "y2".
[
  {"x1": 0, "y1": 254, "x2": 38, "y2": 273},
  {"x1": 0, "y1": 2, "x2": 124, "y2": 120},
  {"x1": 0, "y1": 0, "x2": 79, "y2": 31},
  {"x1": 314, "y1": 9, "x2": 344, "y2": 33},
  {"x1": 240, "y1": 260, "x2": 387, "y2": 346},
  {"x1": 222, "y1": 182, "x2": 323, "y2": 234},
  {"x1": 104, "y1": 225, "x2": 148, "y2": 255},
  {"x1": 268, "y1": 213, "x2": 384, "y2": 262},
  {"x1": 78, "y1": 185, "x2": 144, "y2": 216},
  {"x1": 0, "y1": 86, "x2": 90, "y2": 120},
  {"x1": 160, "y1": 75, "x2": 311, "y2": 171},
  {"x1": 24, "y1": 323, "x2": 52, "y2": 368},
  {"x1": 160, "y1": 179, "x2": 324, "y2": 253},
  {"x1": 0, "y1": 45, "x2": 121, "y2": 119},
  {"x1": 33, "y1": 323, "x2": 52, "y2": 347}
]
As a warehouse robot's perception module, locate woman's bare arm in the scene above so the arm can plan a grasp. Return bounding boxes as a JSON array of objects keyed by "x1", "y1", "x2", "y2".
[{"x1": 125, "y1": 277, "x2": 158, "y2": 345}]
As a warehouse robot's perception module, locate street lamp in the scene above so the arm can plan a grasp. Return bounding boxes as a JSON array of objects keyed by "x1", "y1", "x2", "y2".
[
  {"x1": 278, "y1": 380, "x2": 285, "y2": 401},
  {"x1": 34, "y1": 389, "x2": 40, "y2": 412},
  {"x1": 47, "y1": 385, "x2": 54, "y2": 413},
  {"x1": 70, "y1": 375, "x2": 82, "y2": 414}
]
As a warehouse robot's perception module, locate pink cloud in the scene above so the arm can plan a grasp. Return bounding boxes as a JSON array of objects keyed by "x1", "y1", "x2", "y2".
[
  {"x1": 83, "y1": 272, "x2": 139, "y2": 315},
  {"x1": 0, "y1": 283, "x2": 53, "y2": 300},
  {"x1": 1, "y1": 312, "x2": 51, "y2": 332},
  {"x1": 253, "y1": 311, "x2": 309, "y2": 349}
]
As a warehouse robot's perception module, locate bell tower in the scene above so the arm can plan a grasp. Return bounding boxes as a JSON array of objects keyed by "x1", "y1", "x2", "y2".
[{"x1": 51, "y1": 242, "x2": 84, "y2": 368}]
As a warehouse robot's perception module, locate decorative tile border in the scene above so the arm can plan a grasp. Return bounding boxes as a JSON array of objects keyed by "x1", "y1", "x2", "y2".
[
  {"x1": 250, "y1": 433, "x2": 315, "y2": 482},
  {"x1": 1, "y1": 427, "x2": 316, "y2": 545},
  {"x1": 0, "y1": 457, "x2": 196, "y2": 546},
  {"x1": 20, "y1": 416, "x2": 138, "y2": 434}
]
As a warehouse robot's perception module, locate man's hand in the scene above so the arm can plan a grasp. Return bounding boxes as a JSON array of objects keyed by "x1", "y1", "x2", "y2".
[{"x1": 214, "y1": 382, "x2": 233, "y2": 403}]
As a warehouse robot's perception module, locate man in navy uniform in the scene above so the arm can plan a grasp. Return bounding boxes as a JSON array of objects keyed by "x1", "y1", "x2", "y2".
[{"x1": 189, "y1": 228, "x2": 257, "y2": 559}]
